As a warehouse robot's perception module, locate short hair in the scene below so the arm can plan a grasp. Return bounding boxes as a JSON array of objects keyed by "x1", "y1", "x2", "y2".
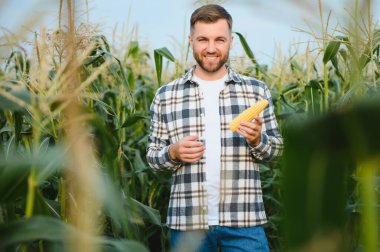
[{"x1": 190, "y1": 4, "x2": 233, "y2": 33}]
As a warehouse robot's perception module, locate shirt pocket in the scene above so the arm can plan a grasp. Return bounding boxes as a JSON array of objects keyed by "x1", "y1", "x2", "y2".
[{"x1": 165, "y1": 104, "x2": 204, "y2": 143}]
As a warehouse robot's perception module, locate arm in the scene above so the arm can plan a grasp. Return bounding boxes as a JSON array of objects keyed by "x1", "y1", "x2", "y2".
[
  {"x1": 146, "y1": 92, "x2": 205, "y2": 171},
  {"x1": 146, "y1": 93, "x2": 182, "y2": 171}
]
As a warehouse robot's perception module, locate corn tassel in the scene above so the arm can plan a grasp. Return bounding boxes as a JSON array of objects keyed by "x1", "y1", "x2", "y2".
[{"x1": 229, "y1": 99, "x2": 269, "y2": 132}]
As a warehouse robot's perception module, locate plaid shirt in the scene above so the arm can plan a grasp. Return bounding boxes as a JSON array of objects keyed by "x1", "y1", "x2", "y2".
[{"x1": 146, "y1": 65, "x2": 283, "y2": 230}]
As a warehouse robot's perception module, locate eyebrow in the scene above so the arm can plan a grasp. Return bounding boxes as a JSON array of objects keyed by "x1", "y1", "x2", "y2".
[{"x1": 195, "y1": 36, "x2": 228, "y2": 40}]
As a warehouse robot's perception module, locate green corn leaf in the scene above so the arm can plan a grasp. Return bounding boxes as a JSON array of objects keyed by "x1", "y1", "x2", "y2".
[
  {"x1": 323, "y1": 39, "x2": 341, "y2": 64},
  {"x1": 290, "y1": 60, "x2": 303, "y2": 72},
  {"x1": 0, "y1": 159, "x2": 29, "y2": 203},
  {"x1": 336, "y1": 35, "x2": 349, "y2": 42},
  {"x1": 0, "y1": 216, "x2": 149, "y2": 251},
  {"x1": 13, "y1": 111, "x2": 23, "y2": 144},
  {"x1": 154, "y1": 50, "x2": 163, "y2": 84},
  {"x1": 34, "y1": 147, "x2": 66, "y2": 184},
  {"x1": 103, "y1": 52, "x2": 134, "y2": 106},
  {"x1": 358, "y1": 29, "x2": 380, "y2": 70},
  {"x1": 0, "y1": 88, "x2": 32, "y2": 111},
  {"x1": 282, "y1": 83, "x2": 298, "y2": 94},
  {"x1": 128, "y1": 41, "x2": 139, "y2": 58},
  {"x1": 277, "y1": 110, "x2": 298, "y2": 120},
  {"x1": 39, "y1": 136, "x2": 52, "y2": 155},
  {"x1": 234, "y1": 32, "x2": 258, "y2": 66},
  {"x1": 130, "y1": 198, "x2": 162, "y2": 226},
  {"x1": 154, "y1": 47, "x2": 175, "y2": 85},
  {"x1": 331, "y1": 55, "x2": 345, "y2": 81},
  {"x1": 4, "y1": 51, "x2": 21, "y2": 73},
  {"x1": 308, "y1": 79, "x2": 324, "y2": 92},
  {"x1": 121, "y1": 114, "x2": 148, "y2": 128},
  {"x1": 154, "y1": 47, "x2": 175, "y2": 62},
  {"x1": 339, "y1": 48, "x2": 348, "y2": 62},
  {"x1": 98, "y1": 34, "x2": 111, "y2": 52},
  {"x1": 0, "y1": 147, "x2": 65, "y2": 203},
  {"x1": 34, "y1": 190, "x2": 61, "y2": 217},
  {"x1": 304, "y1": 80, "x2": 323, "y2": 115}
]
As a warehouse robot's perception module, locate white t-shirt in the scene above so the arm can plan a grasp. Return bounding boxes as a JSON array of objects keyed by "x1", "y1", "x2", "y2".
[{"x1": 193, "y1": 73, "x2": 227, "y2": 225}]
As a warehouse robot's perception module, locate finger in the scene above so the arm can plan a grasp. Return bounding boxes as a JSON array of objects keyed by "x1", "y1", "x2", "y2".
[
  {"x1": 254, "y1": 117, "x2": 263, "y2": 126},
  {"x1": 182, "y1": 152, "x2": 204, "y2": 160},
  {"x1": 182, "y1": 151, "x2": 205, "y2": 162},
  {"x1": 180, "y1": 146, "x2": 205, "y2": 154},
  {"x1": 183, "y1": 157, "x2": 202, "y2": 163},
  {"x1": 182, "y1": 135, "x2": 199, "y2": 141},
  {"x1": 238, "y1": 125, "x2": 256, "y2": 135},
  {"x1": 180, "y1": 141, "x2": 204, "y2": 149},
  {"x1": 181, "y1": 136, "x2": 204, "y2": 148},
  {"x1": 240, "y1": 121, "x2": 254, "y2": 127},
  {"x1": 236, "y1": 128, "x2": 251, "y2": 140},
  {"x1": 237, "y1": 132, "x2": 256, "y2": 148},
  {"x1": 238, "y1": 127, "x2": 259, "y2": 140},
  {"x1": 239, "y1": 122, "x2": 257, "y2": 133},
  {"x1": 240, "y1": 121, "x2": 260, "y2": 130}
]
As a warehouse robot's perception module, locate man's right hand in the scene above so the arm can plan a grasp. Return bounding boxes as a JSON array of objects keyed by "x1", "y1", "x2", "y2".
[{"x1": 168, "y1": 135, "x2": 205, "y2": 163}]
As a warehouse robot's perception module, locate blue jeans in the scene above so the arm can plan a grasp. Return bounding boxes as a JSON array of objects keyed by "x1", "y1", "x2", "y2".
[{"x1": 170, "y1": 225, "x2": 269, "y2": 252}]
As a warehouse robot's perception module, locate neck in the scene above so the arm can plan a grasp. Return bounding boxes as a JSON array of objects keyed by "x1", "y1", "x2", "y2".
[{"x1": 194, "y1": 65, "x2": 228, "y2": 81}]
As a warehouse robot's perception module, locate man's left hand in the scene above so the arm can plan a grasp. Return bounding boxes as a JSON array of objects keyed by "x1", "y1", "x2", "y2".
[{"x1": 236, "y1": 117, "x2": 263, "y2": 147}]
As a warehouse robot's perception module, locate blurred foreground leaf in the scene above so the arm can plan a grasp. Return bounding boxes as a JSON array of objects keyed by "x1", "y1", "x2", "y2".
[
  {"x1": 0, "y1": 216, "x2": 148, "y2": 252},
  {"x1": 0, "y1": 88, "x2": 32, "y2": 111},
  {"x1": 282, "y1": 96, "x2": 380, "y2": 251},
  {"x1": 0, "y1": 146, "x2": 65, "y2": 203}
]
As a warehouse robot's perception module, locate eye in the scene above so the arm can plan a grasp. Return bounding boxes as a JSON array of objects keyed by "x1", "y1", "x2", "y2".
[
  {"x1": 197, "y1": 38, "x2": 207, "y2": 42},
  {"x1": 216, "y1": 38, "x2": 226, "y2": 43}
]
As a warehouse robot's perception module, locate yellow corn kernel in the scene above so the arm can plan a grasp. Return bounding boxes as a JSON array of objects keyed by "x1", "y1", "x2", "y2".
[{"x1": 229, "y1": 99, "x2": 269, "y2": 132}]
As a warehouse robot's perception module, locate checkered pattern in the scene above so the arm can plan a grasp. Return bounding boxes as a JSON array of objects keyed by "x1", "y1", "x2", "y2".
[{"x1": 146, "y1": 65, "x2": 283, "y2": 230}]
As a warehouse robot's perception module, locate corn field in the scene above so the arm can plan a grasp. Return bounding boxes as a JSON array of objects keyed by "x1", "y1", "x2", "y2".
[{"x1": 0, "y1": 0, "x2": 379, "y2": 251}]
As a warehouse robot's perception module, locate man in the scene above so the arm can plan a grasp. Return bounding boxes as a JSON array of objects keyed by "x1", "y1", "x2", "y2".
[{"x1": 146, "y1": 4, "x2": 283, "y2": 251}]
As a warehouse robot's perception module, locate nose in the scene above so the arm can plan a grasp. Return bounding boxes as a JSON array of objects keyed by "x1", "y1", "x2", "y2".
[{"x1": 206, "y1": 41, "x2": 217, "y2": 53}]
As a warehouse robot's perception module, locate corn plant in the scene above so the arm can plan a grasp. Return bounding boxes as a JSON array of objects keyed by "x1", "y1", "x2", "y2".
[{"x1": 0, "y1": 1, "x2": 163, "y2": 251}]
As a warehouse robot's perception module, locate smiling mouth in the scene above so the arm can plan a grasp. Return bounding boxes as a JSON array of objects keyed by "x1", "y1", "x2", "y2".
[{"x1": 204, "y1": 55, "x2": 219, "y2": 62}]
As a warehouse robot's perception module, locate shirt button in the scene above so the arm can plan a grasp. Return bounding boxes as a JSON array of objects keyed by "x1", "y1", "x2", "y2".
[{"x1": 203, "y1": 206, "x2": 207, "y2": 211}]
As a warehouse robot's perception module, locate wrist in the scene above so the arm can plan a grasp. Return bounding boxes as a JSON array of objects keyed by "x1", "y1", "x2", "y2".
[
  {"x1": 168, "y1": 144, "x2": 179, "y2": 162},
  {"x1": 250, "y1": 136, "x2": 261, "y2": 147}
]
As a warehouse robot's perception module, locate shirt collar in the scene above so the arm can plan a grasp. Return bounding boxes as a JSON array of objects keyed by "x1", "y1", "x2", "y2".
[{"x1": 179, "y1": 64, "x2": 243, "y2": 85}]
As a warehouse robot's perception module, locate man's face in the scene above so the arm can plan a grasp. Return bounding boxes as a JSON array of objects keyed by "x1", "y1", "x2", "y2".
[{"x1": 189, "y1": 19, "x2": 233, "y2": 75}]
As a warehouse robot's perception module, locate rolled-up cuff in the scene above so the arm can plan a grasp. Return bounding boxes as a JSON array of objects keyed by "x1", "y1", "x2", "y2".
[
  {"x1": 249, "y1": 134, "x2": 270, "y2": 160},
  {"x1": 163, "y1": 145, "x2": 183, "y2": 169}
]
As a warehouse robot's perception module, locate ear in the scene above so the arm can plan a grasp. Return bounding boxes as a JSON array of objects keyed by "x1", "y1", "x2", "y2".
[
  {"x1": 188, "y1": 35, "x2": 193, "y2": 47},
  {"x1": 230, "y1": 34, "x2": 234, "y2": 47}
]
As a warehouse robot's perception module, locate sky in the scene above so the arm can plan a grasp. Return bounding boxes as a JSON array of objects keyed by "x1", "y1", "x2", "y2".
[{"x1": 0, "y1": 0, "x2": 379, "y2": 66}]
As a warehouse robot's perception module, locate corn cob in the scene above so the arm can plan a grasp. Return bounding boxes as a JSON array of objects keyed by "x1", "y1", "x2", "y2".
[{"x1": 229, "y1": 99, "x2": 269, "y2": 132}]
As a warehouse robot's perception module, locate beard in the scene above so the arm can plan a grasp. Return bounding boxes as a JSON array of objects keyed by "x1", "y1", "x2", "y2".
[{"x1": 193, "y1": 50, "x2": 229, "y2": 73}]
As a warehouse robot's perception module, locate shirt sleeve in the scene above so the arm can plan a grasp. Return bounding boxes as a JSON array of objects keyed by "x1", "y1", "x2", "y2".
[
  {"x1": 146, "y1": 91, "x2": 183, "y2": 171},
  {"x1": 249, "y1": 86, "x2": 284, "y2": 161}
]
